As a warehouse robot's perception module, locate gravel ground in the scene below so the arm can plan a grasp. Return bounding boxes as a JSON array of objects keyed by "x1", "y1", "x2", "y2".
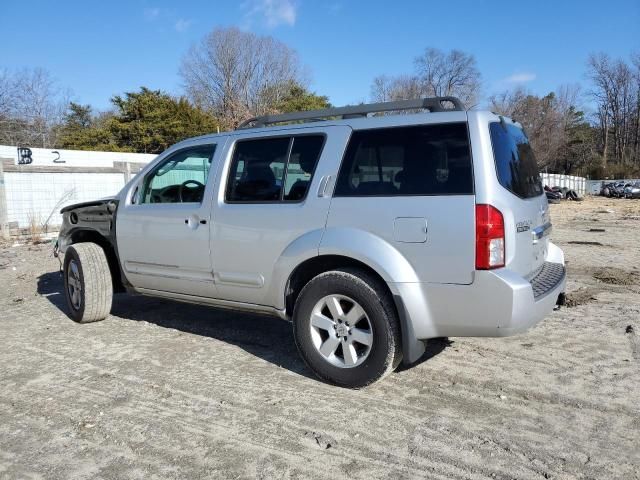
[{"x1": 0, "y1": 196, "x2": 638, "y2": 479}]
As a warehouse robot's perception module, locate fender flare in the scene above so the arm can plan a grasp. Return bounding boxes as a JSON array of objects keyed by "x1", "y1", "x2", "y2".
[
  {"x1": 319, "y1": 227, "x2": 421, "y2": 283},
  {"x1": 319, "y1": 227, "x2": 427, "y2": 364},
  {"x1": 266, "y1": 229, "x2": 325, "y2": 310},
  {"x1": 269, "y1": 227, "x2": 430, "y2": 364}
]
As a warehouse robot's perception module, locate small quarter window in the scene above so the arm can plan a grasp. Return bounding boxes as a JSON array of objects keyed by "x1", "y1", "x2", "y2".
[{"x1": 226, "y1": 135, "x2": 324, "y2": 203}]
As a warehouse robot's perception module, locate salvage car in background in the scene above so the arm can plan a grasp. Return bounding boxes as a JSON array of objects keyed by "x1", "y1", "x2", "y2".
[
  {"x1": 624, "y1": 182, "x2": 640, "y2": 199},
  {"x1": 600, "y1": 183, "x2": 614, "y2": 197},
  {"x1": 544, "y1": 185, "x2": 562, "y2": 203},
  {"x1": 611, "y1": 182, "x2": 627, "y2": 198}
]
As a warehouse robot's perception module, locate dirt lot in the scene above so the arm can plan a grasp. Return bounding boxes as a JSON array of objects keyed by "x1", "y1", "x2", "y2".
[{"x1": 0, "y1": 196, "x2": 638, "y2": 480}]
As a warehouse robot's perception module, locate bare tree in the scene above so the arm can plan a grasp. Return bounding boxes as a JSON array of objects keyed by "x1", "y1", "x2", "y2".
[
  {"x1": 0, "y1": 68, "x2": 17, "y2": 143},
  {"x1": 0, "y1": 68, "x2": 69, "y2": 147},
  {"x1": 370, "y1": 75, "x2": 422, "y2": 102},
  {"x1": 414, "y1": 48, "x2": 481, "y2": 106},
  {"x1": 370, "y1": 47, "x2": 481, "y2": 108},
  {"x1": 180, "y1": 27, "x2": 305, "y2": 129},
  {"x1": 489, "y1": 88, "x2": 561, "y2": 169},
  {"x1": 587, "y1": 52, "x2": 639, "y2": 167},
  {"x1": 0, "y1": 68, "x2": 14, "y2": 115},
  {"x1": 489, "y1": 85, "x2": 588, "y2": 173},
  {"x1": 630, "y1": 52, "x2": 640, "y2": 163},
  {"x1": 488, "y1": 87, "x2": 527, "y2": 117}
]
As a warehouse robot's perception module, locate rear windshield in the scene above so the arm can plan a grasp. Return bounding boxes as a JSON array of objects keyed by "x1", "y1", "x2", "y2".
[
  {"x1": 334, "y1": 123, "x2": 473, "y2": 197},
  {"x1": 489, "y1": 121, "x2": 543, "y2": 199}
]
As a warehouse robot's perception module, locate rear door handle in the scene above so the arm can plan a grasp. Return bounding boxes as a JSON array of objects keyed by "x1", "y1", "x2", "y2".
[{"x1": 317, "y1": 175, "x2": 333, "y2": 197}]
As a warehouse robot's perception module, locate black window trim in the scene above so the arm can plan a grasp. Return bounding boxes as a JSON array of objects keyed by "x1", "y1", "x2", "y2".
[
  {"x1": 488, "y1": 121, "x2": 543, "y2": 200},
  {"x1": 138, "y1": 143, "x2": 217, "y2": 205},
  {"x1": 332, "y1": 122, "x2": 475, "y2": 198},
  {"x1": 224, "y1": 132, "x2": 327, "y2": 205}
]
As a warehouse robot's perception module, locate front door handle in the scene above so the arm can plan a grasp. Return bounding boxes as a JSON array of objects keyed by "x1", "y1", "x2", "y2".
[{"x1": 184, "y1": 214, "x2": 204, "y2": 230}]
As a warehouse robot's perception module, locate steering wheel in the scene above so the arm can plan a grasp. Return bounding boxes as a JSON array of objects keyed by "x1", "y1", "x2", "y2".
[{"x1": 178, "y1": 180, "x2": 205, "y2": 202}]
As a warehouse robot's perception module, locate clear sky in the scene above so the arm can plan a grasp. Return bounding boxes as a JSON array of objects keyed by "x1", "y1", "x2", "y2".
[{"x1": 1, "y1": 0, "x2": 638, "y2": 110}]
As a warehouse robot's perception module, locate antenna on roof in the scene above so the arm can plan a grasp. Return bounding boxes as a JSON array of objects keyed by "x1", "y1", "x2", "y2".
[{"x1": 237, "y1": 96, "x2": 465, "y2": 129}]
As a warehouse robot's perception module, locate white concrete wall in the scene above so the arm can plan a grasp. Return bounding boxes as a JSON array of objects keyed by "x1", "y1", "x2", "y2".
[
  {"x1": 0, "y1": 145, "x2": 155, "y2": 168},
  {"x1": 0, "y1": 145, "x2": 156, "y2": 231},
  {"x1": 5, "y1": 171, "x2": 127, "y2": 228}
]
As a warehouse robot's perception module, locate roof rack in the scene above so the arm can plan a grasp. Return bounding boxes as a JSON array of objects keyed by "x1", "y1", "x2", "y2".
[{"x1": 237, "y1": 96, "x2": 465, "y2": 129}]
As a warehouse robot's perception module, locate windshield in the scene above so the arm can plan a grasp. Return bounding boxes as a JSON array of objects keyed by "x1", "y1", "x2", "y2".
[{"x1": 489, "y1": 121, "x2": 543, "y2": 199}]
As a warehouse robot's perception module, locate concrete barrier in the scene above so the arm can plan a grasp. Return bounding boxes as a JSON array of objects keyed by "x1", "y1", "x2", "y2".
[{"x1": 0, "y1": 145, "x2": 155, "y2": 237}]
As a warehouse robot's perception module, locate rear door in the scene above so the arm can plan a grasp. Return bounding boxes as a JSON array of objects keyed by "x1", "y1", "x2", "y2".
[
  {"x1": 325, "y1": 116, "x2": 476, "y2": 285},
  {"x1": 488, "y1": 120, "x2": 549, "y2": 277},
  {"x1": 211, "y1": 126, "x2": 351, "y2": 306}
]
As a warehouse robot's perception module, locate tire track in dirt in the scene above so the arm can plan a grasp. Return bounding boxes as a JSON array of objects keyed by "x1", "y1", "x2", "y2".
[
  {"x1": 0, "y1": 340, "x2": 567, "y2": 478},
  {"x1": 9, "y1": 337, "x2": 637, "y2": 480},
  {"x1": 627, "y1": 325, "x2": 639, "y2": 361},
  {"x1": 2, "y1": 200, "x2": 640, "y2": 480}
]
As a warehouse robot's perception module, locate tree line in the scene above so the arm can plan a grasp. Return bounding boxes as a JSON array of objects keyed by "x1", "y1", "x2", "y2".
[
  {"x1": 0, "y1": 27, "x2": 329, "y2": 154},
  {"x1": 0, "y1": 26, "x2": 638, "y2": 177}
]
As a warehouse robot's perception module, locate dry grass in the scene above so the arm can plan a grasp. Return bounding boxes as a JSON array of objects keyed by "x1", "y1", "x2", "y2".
[{"x1": 26, "y1": 213, "x2": 43, "y2": 244}]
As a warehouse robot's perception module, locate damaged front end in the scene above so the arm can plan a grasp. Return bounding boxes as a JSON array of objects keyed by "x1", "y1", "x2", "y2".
[
  {"x1": 54, "y1": 198, "x2": 127, "y2": 291},
  {"x1": 55, "y1": 198, "x2": 118, "y2": 256}
]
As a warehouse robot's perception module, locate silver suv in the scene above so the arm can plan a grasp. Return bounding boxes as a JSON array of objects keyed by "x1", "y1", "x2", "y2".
[{"x1": 55, "y1": 97, "x2": 566, "y2": 388}]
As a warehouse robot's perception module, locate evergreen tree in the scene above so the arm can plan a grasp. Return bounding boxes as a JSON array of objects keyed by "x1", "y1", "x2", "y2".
[
  {"x1": 275, "y1": 83, "x2": 331, "y2": 113},
  {"x1": 58, "y1": 88, "x2": 219, "y2": 153}
]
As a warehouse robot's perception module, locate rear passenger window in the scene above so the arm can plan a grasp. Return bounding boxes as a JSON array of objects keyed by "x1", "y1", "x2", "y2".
[
  {"x1": 335, "y1": 123, "x2": 473, "y2": 196},
  {"x1": 226, "y1": 135, "x2": 324, "y2": 203}
]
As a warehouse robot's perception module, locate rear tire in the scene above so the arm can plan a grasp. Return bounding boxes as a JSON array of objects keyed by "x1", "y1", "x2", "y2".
[
  {"x1": 63, "y1": 242, "x2": 113, "y2": 323},
  {"x1": 292, "y1": 268, "x2": 401, "y2": 388}
]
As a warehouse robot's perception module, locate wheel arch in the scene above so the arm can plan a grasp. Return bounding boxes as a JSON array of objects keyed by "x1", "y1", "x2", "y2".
[
  {"x1": 285, "y1": 254, "x2": 393, "y2": 318},
  {"x1": 284, "y1": 227, "x2": 427, "y2": 365},
  {"x1": 283, "y1": 227, "x2": 421, "y2": 315},
  {"x1": 66, "y1": 228, "x2": 125, "y2": 293},
  {"x1": 285, "y1": 253, "x2": 426, "y2": 365}
]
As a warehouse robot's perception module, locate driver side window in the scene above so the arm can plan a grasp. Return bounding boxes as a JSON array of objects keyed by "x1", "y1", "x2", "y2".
[{"x1": 141, "y1": 145, "x2": 216, "y2": 204}]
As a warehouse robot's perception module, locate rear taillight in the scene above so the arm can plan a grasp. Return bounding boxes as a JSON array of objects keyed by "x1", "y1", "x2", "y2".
[{"x1": 475, "y1": 204, "x2": 505, "y2": 270}]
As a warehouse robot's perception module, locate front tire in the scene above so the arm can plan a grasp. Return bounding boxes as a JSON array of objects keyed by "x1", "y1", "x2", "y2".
[
  {"x1": 293, "y1": 268, "x2": 401, "y2": 388},
  {"x1": 63, "y1": 243, "x2": 113, "y2": 323}
]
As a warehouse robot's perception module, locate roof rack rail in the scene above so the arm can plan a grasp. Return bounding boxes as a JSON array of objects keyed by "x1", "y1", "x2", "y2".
[{"x1": 237, "y1": 96, "x2": 465, "y2": 129}]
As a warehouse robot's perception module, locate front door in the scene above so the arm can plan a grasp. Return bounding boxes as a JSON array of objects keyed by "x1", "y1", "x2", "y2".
[{"x1": 116, "y1": 141, "x2": 225, "y2": 297}]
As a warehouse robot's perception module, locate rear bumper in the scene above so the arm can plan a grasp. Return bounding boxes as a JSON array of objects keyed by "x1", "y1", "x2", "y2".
[
  {"x1": 485, "y1": 260, "x2": 566, "y2": 336},
  {"x1": 390, "y1": 242, "x2": 566, "y2": 354}
]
